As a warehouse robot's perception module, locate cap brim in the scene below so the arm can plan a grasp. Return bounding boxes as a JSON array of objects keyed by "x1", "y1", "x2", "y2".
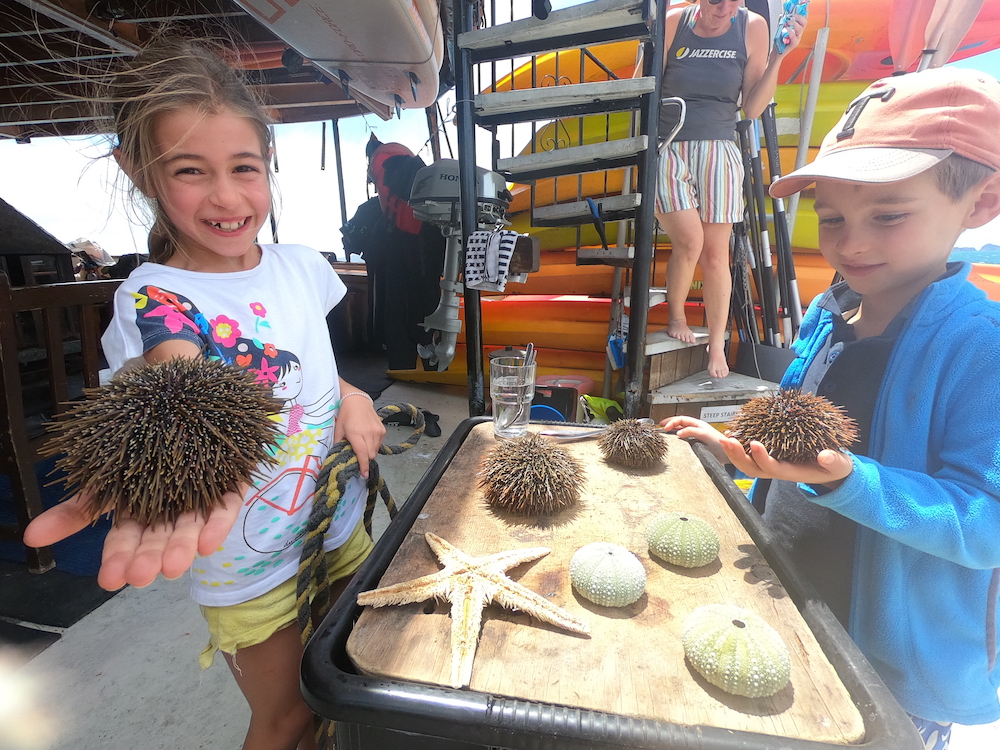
[{"x1": 768, "y1": 147, "x2": 952, "y2": 198}]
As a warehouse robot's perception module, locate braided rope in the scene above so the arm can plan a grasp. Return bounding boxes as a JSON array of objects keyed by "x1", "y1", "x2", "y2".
[{"x1": 296, "y1": 402, "x2": 425, "y2": 643}]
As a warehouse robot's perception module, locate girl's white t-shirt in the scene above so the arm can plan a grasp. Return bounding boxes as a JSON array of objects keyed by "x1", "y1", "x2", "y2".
[{"x1": 101, "y1": 244, "x2": 365, "y2": 606}]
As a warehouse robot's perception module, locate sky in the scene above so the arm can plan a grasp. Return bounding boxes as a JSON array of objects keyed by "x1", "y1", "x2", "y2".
[{"x1": 2, "y1": 2, "x2": 1000, "y2": 261}]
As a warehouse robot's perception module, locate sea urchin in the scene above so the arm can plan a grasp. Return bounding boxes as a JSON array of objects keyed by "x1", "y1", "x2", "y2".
[
  {"x1": 478, "y1": 432, "x2": 583, "y2": 516},
  {"x1": 43, "y1": 356, "x2": 281, "y2": 526},
  {"x1": 726, "y1": 389, "x2": 858, "y2": 464},
  {"x1": 647, "y1": 512, "x2": 720, "y2": 568},
  {"x1": 598, "y1": 418, "x2": 668, "y2": 469},
  {"x1": 682, "y1": 604, "x2": 791, "y2": 698}
]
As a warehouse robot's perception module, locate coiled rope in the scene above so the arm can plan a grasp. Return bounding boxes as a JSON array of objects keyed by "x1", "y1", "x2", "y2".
[{"x1": 296, "y1": 402, "x2": 425, "y2": 643}]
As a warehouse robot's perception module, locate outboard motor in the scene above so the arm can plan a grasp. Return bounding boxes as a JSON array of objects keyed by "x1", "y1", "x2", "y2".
[{"x1": 408, "y1": 159, "x2": 511, "y2": 371}]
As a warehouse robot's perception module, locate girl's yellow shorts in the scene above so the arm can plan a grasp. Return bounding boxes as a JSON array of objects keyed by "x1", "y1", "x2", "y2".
[{"x1": 198, "y1": 519, "x2": 373, "y2": 668}]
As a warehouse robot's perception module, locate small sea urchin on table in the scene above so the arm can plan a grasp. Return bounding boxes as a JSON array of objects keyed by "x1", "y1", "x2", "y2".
[
  {"x1": 44, "y1": 356, "x2": 281, "y2": 526},
  {"x1": 478, "y1": 432, "x2": 583, "y2": 516},
  {"x1": 598, "y1": 418, "x2": 668, "y2": 469}
]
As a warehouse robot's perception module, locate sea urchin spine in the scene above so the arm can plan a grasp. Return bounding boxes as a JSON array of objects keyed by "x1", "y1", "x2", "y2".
[
  {"x1": 598, "y1": 418, "x2": 668, "y2": 469},
  {"x1": 726, "y1": 389, "x2": 858, "y2": 464},
  {"x1": 43, "y1": 356, "x2": 281, "y2": 526},
  {"x1": 478, "y1": 432, "x2": 583, "y2": 516}
]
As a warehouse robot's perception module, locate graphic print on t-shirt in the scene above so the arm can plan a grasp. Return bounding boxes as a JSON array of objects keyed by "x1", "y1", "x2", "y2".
[{"x1": 131, "y1": 286, "x2": 341, "y2": 560}]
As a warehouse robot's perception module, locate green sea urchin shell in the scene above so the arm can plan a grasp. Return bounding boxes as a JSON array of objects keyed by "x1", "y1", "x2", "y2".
[
  {"x1": 647, "y1": 512, "x2": 720, "y2": 568},
  {"x1": 682, "y1": 604, "x2": 791, "y2": 698},
  {"x1": 569, "y1": 542, "x2": 646, "y2": 608}
]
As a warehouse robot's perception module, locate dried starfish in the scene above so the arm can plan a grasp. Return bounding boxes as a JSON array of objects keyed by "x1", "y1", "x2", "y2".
[{"x1": 357, "y1": 531, "x2": 590, "y2": 688}]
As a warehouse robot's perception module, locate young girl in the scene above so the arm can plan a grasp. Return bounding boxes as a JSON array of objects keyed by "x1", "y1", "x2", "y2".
[{"x1": 25, "y1": 36, "x2": 386, "y2": 750}]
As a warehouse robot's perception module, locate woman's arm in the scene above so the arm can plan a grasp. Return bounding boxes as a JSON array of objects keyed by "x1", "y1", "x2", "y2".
[
  {"x1": 334, "y1": 378, "x2": 386, "y2": 478},
  {"x1": 740, "y1": 11, "x2": 805, "y2": 120}
]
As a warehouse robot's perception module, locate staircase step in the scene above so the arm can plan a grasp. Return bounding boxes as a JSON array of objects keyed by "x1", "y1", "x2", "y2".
[
  {"x1": 577, "y1": 244, "x2": 634, "y2": 267},
  {"x1": 623, "y1": 285, "x2": 667, "y2": 308},
  {"x1": 475, "y1": 77, "x2": 656, "y2": 127},
  {"x1": 642, "y1": 326, "x2": 709, "y2": 356},
  {"x1": 498, "y1": 136, "x2": 647, "y2": 183},
  {"x1": 531, "y1": 192, "x2": 641, "y2": 227},
  {"x1": 647, "y1": 370, "x2": 779, "y2": 425},
  {"x1": 459, "y1": 0, "x2": 650, "y2": 62}
]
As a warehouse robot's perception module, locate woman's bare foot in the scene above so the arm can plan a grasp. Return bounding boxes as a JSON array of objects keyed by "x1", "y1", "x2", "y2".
[
  {"x1": 707, "y1": 345, "x2": 729, "y2": 379},
  {"x1": 666, "y1": 319, "x2": 697, "y2": 344}
]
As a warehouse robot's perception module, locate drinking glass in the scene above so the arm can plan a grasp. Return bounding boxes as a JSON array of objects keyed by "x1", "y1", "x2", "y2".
[{"x1": 490, "y1": 356, "x2": 536, "y2": 438}]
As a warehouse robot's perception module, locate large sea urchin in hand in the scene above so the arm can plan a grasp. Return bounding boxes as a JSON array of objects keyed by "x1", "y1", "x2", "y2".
[
  {"x1": 44, "y1": 357, "x2": 281, "y2": 526},
  {"x1": 726, "y1": 389, "x2": 858, "y2": 464},
  {"x1": 478, "y1": 432, "x2": 583, "y2": 516},
  {"x1": 598, "y1": 418, "x2": 668, "y2": 469}
]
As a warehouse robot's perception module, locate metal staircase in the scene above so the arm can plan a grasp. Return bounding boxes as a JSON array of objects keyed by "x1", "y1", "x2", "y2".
[{"x1": 452, "y1": 0, "x2": 667, "y2": 418}]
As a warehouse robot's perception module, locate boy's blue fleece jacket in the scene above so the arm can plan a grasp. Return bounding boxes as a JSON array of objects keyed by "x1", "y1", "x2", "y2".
[{"x1": 779, "y1": 263, "x2": 1000, "y2": 724}]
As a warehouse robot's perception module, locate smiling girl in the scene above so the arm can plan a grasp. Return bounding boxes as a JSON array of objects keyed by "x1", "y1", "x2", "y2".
[{"x1": 25, "y1": 36, "x2": 385, "y2": 750}]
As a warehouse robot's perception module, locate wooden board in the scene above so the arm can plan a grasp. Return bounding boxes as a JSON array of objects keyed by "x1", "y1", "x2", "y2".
[{"x1": 347, "y1": 423, "x2": 865, "y2": 745}]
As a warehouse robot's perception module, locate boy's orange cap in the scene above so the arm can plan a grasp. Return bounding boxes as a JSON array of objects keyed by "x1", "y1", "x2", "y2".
[{"x1": 769, "y1": 67, "x2": 1000, "y2": 198}]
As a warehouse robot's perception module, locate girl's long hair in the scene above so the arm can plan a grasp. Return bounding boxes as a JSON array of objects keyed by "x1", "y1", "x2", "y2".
[{"x1": 94, "y1": 34, "x2": 274, "y2": 263}]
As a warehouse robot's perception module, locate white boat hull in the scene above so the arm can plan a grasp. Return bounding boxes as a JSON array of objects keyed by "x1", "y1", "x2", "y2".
[{"x1": 235, "y1": 0, "x2": 444, "y2": 112}]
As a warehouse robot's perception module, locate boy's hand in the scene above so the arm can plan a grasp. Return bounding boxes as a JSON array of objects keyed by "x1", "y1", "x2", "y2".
[
  {"x1": 719, "y1": 436, "x2": 853, "y2": 489},
  {"x1": 659, "y1": 416, "x2": 727, "y2": 464},
  {"x1": 23, "y1": 488, "x2": 244, "y2": 591},
  {"x1": 334, "y1": 394, "x2": 386, "y2": 479}
]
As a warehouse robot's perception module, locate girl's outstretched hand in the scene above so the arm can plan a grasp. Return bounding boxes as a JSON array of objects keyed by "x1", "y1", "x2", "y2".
[
  {"x1": 23, "y1": 488, "x2": 244, "y2": 591},
  {"x1": 334, "y1": 385, "x2": 386, "y2": 479},
  {"x1": 659, "y1": 416, "x2": 728, "y2": 464},
  {"x1": 718, "y1": 436, "x2": 854, "y2": 489}
]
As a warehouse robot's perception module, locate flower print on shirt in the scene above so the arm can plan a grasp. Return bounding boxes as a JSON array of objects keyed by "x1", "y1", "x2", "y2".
[{"x1": 211, "y1": 315, "x2": 241, "y2": 347}]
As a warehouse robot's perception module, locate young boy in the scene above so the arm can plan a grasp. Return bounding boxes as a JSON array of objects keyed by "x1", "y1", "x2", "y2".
[{"x1": 662, "y1": 67, "x2": 1000, "y2": 746}]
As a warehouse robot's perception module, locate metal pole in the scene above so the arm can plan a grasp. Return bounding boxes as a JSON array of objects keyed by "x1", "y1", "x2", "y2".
[
  {"x1": 454, "y1": 0, "x2": 486, "y2": 416},
  {"x1": 786, "y1": 25, "x2": 829, "y2": 240},
  {"x1": 331, "y1": 120, "x2": 349, "y2": 257},
  {"x1": 426, "y1": 106, "x2": 442, "y2": 162},
  {"x1": 624, "y1": 0, "x2": 666, "y2": 419}
]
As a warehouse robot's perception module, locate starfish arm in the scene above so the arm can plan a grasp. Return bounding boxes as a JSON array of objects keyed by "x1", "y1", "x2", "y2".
[
  {"x1": 482, "y1": 546, "x2": 552, "y2": 572},
  {"x1": 449, "y1": 579, "x2": 490, "y2": 688},
  {"x1": 357, "y1": 571, "x2": 449, "y2": 607},
  {"x1": 494, "y1": 581, "x2": 591, "y2": 635},
  {"x1": 427, "y1": 532, "x2": 551, "y2": 573},
  {"x1": 425, "y1": 532, "x2": 476, "y2": 565}
]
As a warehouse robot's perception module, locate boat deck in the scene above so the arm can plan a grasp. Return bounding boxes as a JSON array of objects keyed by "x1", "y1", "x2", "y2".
[{"x1": 5, "y1": 379, "x2": 999, "y2": 749}]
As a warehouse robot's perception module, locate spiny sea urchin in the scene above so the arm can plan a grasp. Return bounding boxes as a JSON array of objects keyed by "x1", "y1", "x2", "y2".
[
  {"x1": 598, "y1": 418, "x2": 668, "y2": 469},
  {"x1": 726, "y1": 389, "x2": 858, "y2": 464},
  {"x1": 43, "y1": 356, "x2": 281, "y2": 526},
  {"x1": 478, "y1": 432, "x2": 583, "y2": 516}
]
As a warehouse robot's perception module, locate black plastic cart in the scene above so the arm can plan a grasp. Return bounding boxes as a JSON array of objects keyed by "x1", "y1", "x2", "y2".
[{"x1": 301, "y1": 417, "x2": 921, "y2": 750}]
